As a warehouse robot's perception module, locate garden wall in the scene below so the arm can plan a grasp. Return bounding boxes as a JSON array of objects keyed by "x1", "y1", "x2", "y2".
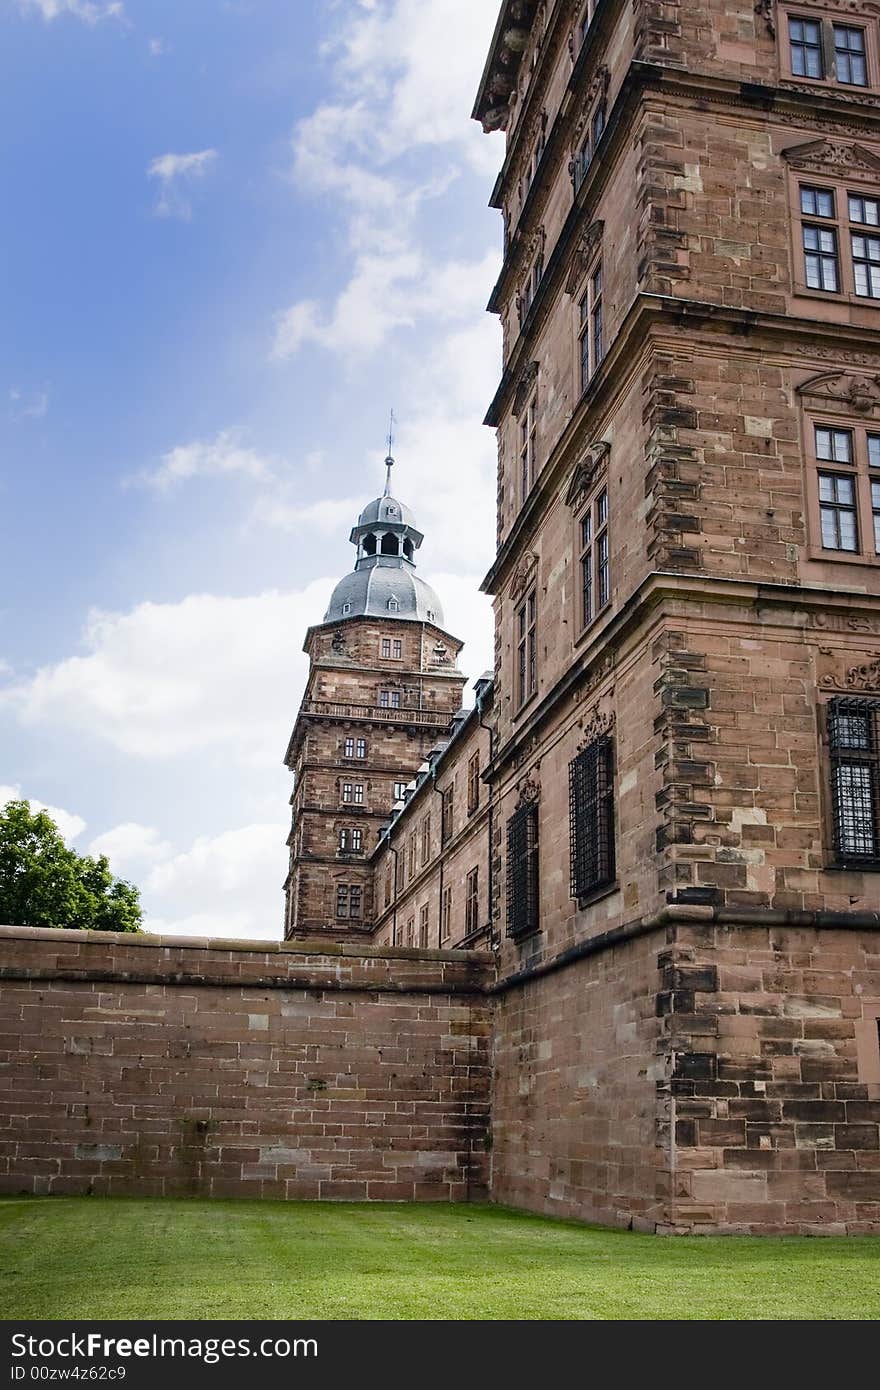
[{"x1": 0, "y1": 926, "x2": 493, "y2": 1200}]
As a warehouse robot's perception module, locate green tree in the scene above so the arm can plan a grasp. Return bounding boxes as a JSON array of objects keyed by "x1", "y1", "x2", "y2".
[{"x1": 0, "y1": 799, "x2": 141, "y2": 932}]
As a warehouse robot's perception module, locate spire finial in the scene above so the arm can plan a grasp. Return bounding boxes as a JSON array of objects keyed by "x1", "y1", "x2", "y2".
[{"x1": 383, "y1": 408, "x2": 395, "y2": 496}]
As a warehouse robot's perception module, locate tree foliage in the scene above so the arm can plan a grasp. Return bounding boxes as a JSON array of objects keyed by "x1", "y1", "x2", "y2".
[{"x1": 0, "y1": 799, "x2": 142, "y2": 933}]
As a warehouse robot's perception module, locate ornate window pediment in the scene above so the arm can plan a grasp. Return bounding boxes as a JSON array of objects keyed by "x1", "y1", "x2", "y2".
[
  {"x1": 564, "y1": 441, "x2": 610, "y2": 506},
  {"x1": 570, "y1": 66, "x2": 610, "y2": 157},
  {"x1": 508, "y1": 550, "x2": 538, "y2": 601},
  {"x1": 797, "y1": 370, "x2": 880, "y2": 415},
  {"x1": 782, "y1": 139, "x2": 880, "y2": 179},
  {"x1": 565, "y1": 219, "x2": 604, "y2": 295},
  {"x1": 513, "y1": 359, "x2": 539, "y2": 418}
]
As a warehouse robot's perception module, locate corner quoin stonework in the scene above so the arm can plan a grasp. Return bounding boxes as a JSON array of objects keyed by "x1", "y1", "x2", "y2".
[{"x1": 0, "y1": 926, "x2": 493, "y2": 1201}]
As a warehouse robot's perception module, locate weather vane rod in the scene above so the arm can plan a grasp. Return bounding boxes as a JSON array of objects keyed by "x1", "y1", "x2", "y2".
[{"x1": 384, "y1": 408, "x2": 396, "y2": 495}]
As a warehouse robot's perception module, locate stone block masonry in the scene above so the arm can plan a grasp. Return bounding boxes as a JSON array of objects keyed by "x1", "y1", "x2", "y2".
[{"x1": 0, "y1": 927, "x2": 493, "y2": 1201}]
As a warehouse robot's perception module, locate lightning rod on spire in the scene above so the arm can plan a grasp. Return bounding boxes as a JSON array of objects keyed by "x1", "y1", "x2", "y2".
[{"x1": 383, "y1": 408, "x2": 396, "y2": 496}]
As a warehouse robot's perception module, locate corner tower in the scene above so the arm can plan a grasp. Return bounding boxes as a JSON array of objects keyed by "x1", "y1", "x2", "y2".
[{"x1": 282, "y1": 455, "x2": 467, "y2": 939}]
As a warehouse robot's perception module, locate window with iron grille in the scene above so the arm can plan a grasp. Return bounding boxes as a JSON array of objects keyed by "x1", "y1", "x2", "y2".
[
  {"x1": 336, "y1": 883, "x2": 363, "y2": 919},
  {"x1": 465, "y1": 866, "x2": 479, "y2": 935},
  {"x1": 467, "y1": 751, "x2": 481, "y2": 814},
  {"x1": 506, "y1": 802, "x2": 539, "y2": 938},
  {"x1": 828, "y1": 697, "x2": 880, "y2": 866},
  {"x1": 569, "y1": 735, "x2": 616, "y2": 898}
]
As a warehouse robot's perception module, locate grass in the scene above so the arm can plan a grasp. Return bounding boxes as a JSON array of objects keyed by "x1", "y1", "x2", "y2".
[{"x1": 1, "y1": 1198, "x2": 879, "y2": 1320}]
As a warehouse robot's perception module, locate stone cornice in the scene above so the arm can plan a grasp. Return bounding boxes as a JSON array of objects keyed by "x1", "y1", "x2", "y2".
[
  {"x1": 482, "y1": 292, "x2": 880, "y2": 601},
  {"x1": 487, "y1": 59, "x2": 880, "y2": 354},
  {"x1": 486, "y1": 570, "x2": 880, "y2": 778}
]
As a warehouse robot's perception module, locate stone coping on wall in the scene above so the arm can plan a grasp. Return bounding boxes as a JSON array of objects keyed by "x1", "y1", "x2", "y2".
[{"x1": 0, "y1": 925, "x2": 496, "y2": 995}]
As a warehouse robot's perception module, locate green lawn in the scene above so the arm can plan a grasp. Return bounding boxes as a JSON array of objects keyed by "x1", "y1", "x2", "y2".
[{"x1": 1, "y1": 1198, "x2": 878, "y2": 1320}]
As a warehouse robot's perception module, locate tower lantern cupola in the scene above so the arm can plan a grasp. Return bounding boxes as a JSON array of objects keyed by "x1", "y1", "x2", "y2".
[{"x1": 323, "y1": 453, "x2": 445, "y2": 626}]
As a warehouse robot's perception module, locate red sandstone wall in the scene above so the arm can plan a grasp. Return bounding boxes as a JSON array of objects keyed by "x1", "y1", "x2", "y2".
[
  {"x1": 0, "y1": 927, "x2": 492, "y2": 1201},
  {"x1": 491, "y1": 926, "x2": 669, "y2": 1229}
]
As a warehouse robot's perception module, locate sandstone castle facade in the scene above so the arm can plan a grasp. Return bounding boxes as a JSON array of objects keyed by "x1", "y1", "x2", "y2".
[
  {"x1": 3, "y1": 0, "x2": 879, "y2": 1233},
  {"x1": 280, "y1": 0, "x2": 880, "y2": 1231}
]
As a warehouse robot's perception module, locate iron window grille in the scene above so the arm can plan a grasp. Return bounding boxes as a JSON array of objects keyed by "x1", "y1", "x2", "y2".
[
  {"x1": 569, "y1": 735, "x2": 616, "y2": 899},
  {"x1": 506, "y1": 802, "x2": 539, "y2": 938},
  {"x1": 829, "y1": 697, "x2": 880, "y2": 866}
]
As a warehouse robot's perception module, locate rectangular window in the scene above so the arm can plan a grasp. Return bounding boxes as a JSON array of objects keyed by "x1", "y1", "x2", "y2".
[
  {"x1": 789, "y1": 16, "x2": 824, "y2": 78},
  {"x1": 815, "y1": 425, "x2": 853, "y2": 463},
  {"x1": 834, "y1": 23, "x2": 868, "y2": 85},
  {"x1": 408, "y1": 832, "x2": 417, "y2": 879},
  {"x1": 803, "y1": 222, "x2": 839, "y2": 291},
  {"x1": 465, "y1": 866, "x2": 479, "y2": 936},
  {"x1": 828, "y1": 698, "x2": 880, "y2": 864},
  {"x1": 819, "y1": 472, "x2": 859, "y2": 550},
  {"x1": 577, "y1": 262, "x2": 604, "y2": 393},
  {"x1": 379, "y1": 689, "x2": 401, "y2": 708},
  {"x1": 851, "y1": 229, "x2": 880, "y2": 298},
  {"x1": 384, "y1": 869, "x2": 392, "y2": 907},
  {"x1": 519, "y1": 397, "x2": 536, "y2": 503},
  {"x1": 515, "y1": 588, "x2": 538, "y2": 708},
  {"x1": 441, "y1": 782, "x2": 455, "y2": 844},
  {"x1": 356, "y1": 738, "x2": 366, "y2": 758},
  {"x1": 440, "y1": 885, "x2": 452, "y2": 944},
  {"x1": 579, "y1": 487, "x2": 610, "y2": 629},
  {"x1": 421, "y1": 812, "x2": 431, "y2": 866},
  {"x1": 349, "y1": 885, "x2": 362, "y2": 919},
  {"x1": 506, "y1": 802, "x2": 539, "y2": 938},
  {"x1": 381, "y1": 638, "x2": 391, "y2": 658},
  {"x1": 343, "y1": 737, "x2": 366, "y2": 758},
  {"x1": 338, "y1": 828, "x2": 363, "y2": 853},
  {"x1": 393, "y1": 781, "x2": 407, "y2": 801},
  {"x1": 467, "y1": 751, "x2": 481, "y2": 814},
  {"x1": 418, "y1": 903, "x2": 429, "y2": 948},
  {"x1": 848, "y1": 193, "x2": 880, "y2": 227},
  {"x1": 393, "y1": 639, "x2": 402, "y2": 659},
  {"x1": 342, "y1": 782, "x2": 353, "y2": 803},
  {"x1": 801, "y1": 185, "x2": 835, "y2": 219},
  {"x1": 406, "y1": 916, "x2": 415, "y2": 947},
  {"x1": 344, "y1": 737, "x2": 355, "y2": 757},
  {"x1": 569, "y1": 736, "x2": 616, "y2": 898},
  {"x1": 872, "y1": 476, "x2": 880, "y2": 553},
  {"x1": 336, "y1": 884, "x2": 349, "y2": 918}
]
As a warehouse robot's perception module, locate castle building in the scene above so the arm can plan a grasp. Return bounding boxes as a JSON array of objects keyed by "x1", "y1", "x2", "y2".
[
  {"x1": 283, "y1": 0, "x2": 880, "y2": 1231},
  {"x1": 282, "y1": 458, "x2": 468, "y2": 939}
]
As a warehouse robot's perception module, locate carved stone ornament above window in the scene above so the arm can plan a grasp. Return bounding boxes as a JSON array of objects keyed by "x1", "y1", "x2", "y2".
[
  {"x1": 754, "y1": 0, "x2": 774, "y2": 37},
  {"x1": 820, "y1": 658, "x2": 880, "y2": 691},
  {"x1": 564, "y1": 441, "x2": 610, "y2": 507},
  {"x1": 565, "y1": 219, "x2": 604, "y2": 295},
  {"x1": 796, "y1": 371, "x2": 880, "y2": 416},
  {"x1": 782, "y1": 139, "x2": 880, "y2": 179},
  {"x1": 508, "y1": 550, "x2": 538, "y2": 601},
  {"x1": 513, "y1": 359, "x2": 540, "y2": 418},
  {"x1": 570, "y1": 66, "x2": 610, "y2": 155},
  {"x1": 577, "y1": 699, "x2": 615, "y2": 750},
  {"x1": 515, "y1": 773, "x2": 541, "y2": 807}
]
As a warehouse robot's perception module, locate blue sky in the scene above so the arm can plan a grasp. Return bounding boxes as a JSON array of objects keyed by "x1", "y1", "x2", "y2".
[{"x1": 0, "y1": 0, "x2": 502, "y2": 937}]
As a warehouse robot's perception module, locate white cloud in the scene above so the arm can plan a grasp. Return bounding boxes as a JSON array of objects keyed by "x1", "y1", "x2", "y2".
[
  {"x1": 9, "y1": 386, "x2": 49, "y2": 420},
  {"x1": 272, "y1": 0, "x2": 502, "y2": 362},
  {"x1": 148, "y1": 37, "x2": 166, "y2": 57},
  {"x1": 16, "y1": 0, "x2": 123, "y2": 22},
  {"x1": 2, "y1": 583, "x2": 333, "y2": 765},
  {"x1": 144, "y1": 822, "x2": 283, "y2": 939},
  {"x1": 87, "y1": 822, "x2": 171, "y2": 875},
  {"x1": 0, "y1": 784, "x2": 86, "y2": 845},
  {"x1": 134, "y1": 430, "x2": 274, "y2": 491},
  {"x1": 148, "y1": 149, "x2": 218, "y2": 220}
]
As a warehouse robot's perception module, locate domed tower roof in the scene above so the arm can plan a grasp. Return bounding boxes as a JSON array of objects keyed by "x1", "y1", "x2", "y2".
[{"x1": 322, "y1": 452, "x2": 444, "y2": 627}]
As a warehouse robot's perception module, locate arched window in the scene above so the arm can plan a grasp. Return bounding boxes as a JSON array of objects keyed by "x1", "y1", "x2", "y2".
[
  {"x1": 363, "y1": 534, "x2": 377, "y2": 556},
  {"x1": 403, "y1": 539, "x2": 414, "y2": 560},
  {"x1": 387, "y1": 597, "x2": 400, "y2": 612},
  {"x1": 380, "y1": 533, "x2": 399, "y2": 556}
]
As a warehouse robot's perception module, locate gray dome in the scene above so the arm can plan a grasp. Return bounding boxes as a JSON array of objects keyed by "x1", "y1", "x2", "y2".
[
  {"x1": 356, "y1": 494, "x2": 416, "y2": 529},
  {"x1": 324, "y1": 558, "x2": 444, "y2": 626}
]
